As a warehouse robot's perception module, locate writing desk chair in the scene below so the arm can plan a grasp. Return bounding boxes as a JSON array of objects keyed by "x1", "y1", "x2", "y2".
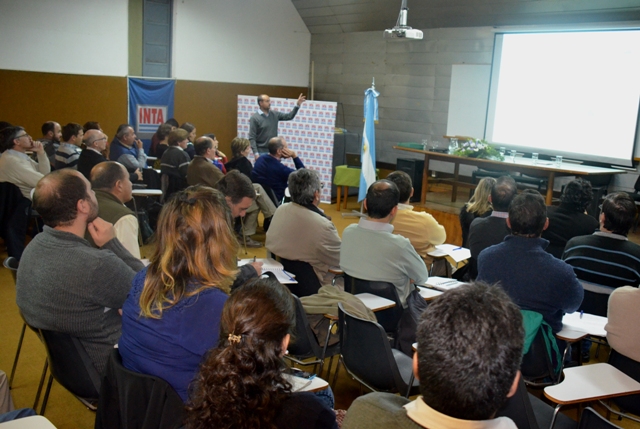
[
  {"x1": 285, "y1": 295, "x2": 340, "y2": 381},
  {"x1": 332, "y1": 303, "x2": 419, "y2": 397},
  {"x1": 598, "y1": 349, "x2": 640, "y2": 424},
  {"x1": 343, "y1": 274, "x2": 403, "y2": 336},
  {"x1": 544, "y1": 363, "x2": 640, "y2": 429}
]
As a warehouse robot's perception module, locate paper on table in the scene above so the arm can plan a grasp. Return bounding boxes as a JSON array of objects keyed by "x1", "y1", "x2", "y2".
[
  {"x1": 418, "y1": 276, "x2": 464, "y2": 291},
  {"x1": 428, "y1": 244, "x2": 471, "y2": 263},
  {"x1": 238, "y1": 258, "x2": 297, "y2": 284}
]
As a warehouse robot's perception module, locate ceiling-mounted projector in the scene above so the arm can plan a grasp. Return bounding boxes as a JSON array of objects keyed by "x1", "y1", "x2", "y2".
[{"x1": 383, "y1": 0, "x2": 423, "y2": 40}]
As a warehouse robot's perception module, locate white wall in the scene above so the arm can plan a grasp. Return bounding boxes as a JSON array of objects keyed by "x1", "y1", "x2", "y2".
[
  {"x1": 173, "y1": 0, "x2": 310, "y2": 86},
  {"x1": 0, "y1": 0, "x2": 129, "y2": 76}
]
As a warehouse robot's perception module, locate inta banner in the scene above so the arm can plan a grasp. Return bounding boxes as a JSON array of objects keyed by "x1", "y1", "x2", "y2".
[
  {"x1": 128, "y1": 78, "x2": 175, "y2": 153},
  {"x1": 237, "y1": 95, "x2": 337, "y2": 204}
]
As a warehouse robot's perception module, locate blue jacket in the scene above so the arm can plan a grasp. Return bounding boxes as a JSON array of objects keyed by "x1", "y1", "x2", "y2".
[{"x1": 251, "y1": 154, "x2": 304, "y2": 202}]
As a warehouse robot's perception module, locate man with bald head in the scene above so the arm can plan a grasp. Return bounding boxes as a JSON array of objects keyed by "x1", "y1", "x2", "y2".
[
  {"x1": 340, "y1": 180, "x2": 429, "y2": 308},
  {"x1": 78, "y1": 129, "x2": 109, "y2": 180},
  {"x1": 16, "y1": 169, "x2": 144, "y2": 374},
  {"x1": 251, "y1": 136, "x2": 305, "y2": 203},
  {"x1": 248, "y1": 93, "x2": 306, "y2": 158},
  {"x1": 89, "y1": 161, "x2": 140, "y2": 258}
]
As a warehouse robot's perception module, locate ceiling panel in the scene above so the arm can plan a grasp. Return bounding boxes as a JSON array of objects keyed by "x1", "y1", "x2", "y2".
[{"x1": 292, "y1": 0, "x2": 640, "y2": 34}]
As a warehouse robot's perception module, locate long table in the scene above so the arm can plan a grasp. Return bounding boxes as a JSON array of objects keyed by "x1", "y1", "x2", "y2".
[{"x1": 394, "y1": 146, "x2": 626, "y2": 205}]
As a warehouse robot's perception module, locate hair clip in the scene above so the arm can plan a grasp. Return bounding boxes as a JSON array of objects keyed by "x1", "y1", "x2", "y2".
[
  {"x1": 228, "y1": 333, "x2": 242, "y2": 344},
  {"x1": 178, "y1": 194, "x2": 197, "y2": 205}
]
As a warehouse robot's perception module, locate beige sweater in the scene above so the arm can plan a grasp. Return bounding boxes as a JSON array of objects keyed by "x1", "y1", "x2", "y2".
[{"x1": 606, "y1": 286, "x2": 640, "y2": 362}]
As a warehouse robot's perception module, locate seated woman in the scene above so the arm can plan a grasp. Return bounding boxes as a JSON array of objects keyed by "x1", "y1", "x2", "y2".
[
  {"x1": 459, "y1": 177, "x2": 495, "y2": 247},
  {"x1": 186, "y1": 277, "x2": 338, "y2": 429},
  {"x1": 224, "y1": 137, "x2": 253, "y2": 178},
  {"x1": 118, "y1": 185, "x2": 238, "y2": 402}
]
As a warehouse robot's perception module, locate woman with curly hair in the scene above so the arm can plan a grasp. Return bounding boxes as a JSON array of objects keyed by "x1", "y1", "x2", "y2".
[
  {"x1": 186, "y1": 278, "x2": 338, "y2": 429},
  {"x1": 118, "y1": 185, "x2": 239, "y2": 401},
  {"x1": 459, "y1": 177, "x2": 496, "y2": 247}
]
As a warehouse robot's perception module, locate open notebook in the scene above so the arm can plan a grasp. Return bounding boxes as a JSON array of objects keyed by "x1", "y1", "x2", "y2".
[
  {"x1": 238, "y1": 258, "x2": 298, "y2": 284},
  {"x1": 417, "y1": 276, "x2": 464, "y2": 291}
]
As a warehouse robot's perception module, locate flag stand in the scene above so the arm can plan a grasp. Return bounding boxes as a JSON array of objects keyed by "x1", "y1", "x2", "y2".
[{"x1": 342, "y1": 78, "x2": 378, "y2": 219}]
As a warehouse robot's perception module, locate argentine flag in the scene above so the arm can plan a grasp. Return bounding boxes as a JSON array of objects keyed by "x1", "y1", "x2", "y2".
[{"x1": 359, "y1": 86, "x2": 379, "y2": 202}]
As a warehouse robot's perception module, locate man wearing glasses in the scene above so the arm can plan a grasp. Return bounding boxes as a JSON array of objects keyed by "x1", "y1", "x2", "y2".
[
  {"x1": 78, "y1": 129, "x2": 109, "y2": 180},
  {"x1": 0, "y1": 126, "x2": 50, "y2": 199}
]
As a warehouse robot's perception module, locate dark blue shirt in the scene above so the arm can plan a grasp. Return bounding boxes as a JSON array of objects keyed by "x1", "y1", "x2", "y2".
[
  {"x1": 118, "y1": 267, "x2": 228, "y2": 401},
  {"x1": 251, "y1": 154, "x2": 304, "y2": 202}
]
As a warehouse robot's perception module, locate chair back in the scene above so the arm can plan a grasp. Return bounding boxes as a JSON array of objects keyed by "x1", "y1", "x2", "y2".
[
  {"x1": 3, "y1": 256, "x2": 18, "y2": 283},
  {"x1": 496, "y1": 377, "x2": 541, "y2": 429},
  {"x1": 345, "y1": 275, "x2": 403, "y2": 334},
  {"x1": 578, "y1": 407, "x2": 623, "y2": 429},
  {"x1": 95, "y1": 348, "x2": 184, "y2": 429},
  {"x1": 38, "y1": 329, "x2": 101, "y2": 402},
  {"x1": 277, "y1": 256, "x2": 322, "y2": 298},
  {"x1": 521, "y1": 328, "x2": 557, "y2": 386},
  {"x1": 287, "y1": 295, "x2": 323, "y2": 359},
  {"x1": 0, "y1": 181, "x2": 32, "y2": 259},
  {"x1": 609, "y1": 349, "x2": 640, "y2": 415},
  {"x1": 338, "y1": 302, "x2": 407, "y2": 393},
  {"x1": 259, "y1": 184, "x2": 279, "y2": 207}
]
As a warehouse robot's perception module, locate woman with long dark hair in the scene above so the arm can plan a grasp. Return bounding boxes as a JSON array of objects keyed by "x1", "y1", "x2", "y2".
[{"x1": 186, "y1": 278, "x2": 338, "y2": 429}]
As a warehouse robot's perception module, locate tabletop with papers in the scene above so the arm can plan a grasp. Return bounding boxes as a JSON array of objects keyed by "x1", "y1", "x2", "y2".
[{"x1": 238, "y1": 258, "x2": 298, "y2": 284}]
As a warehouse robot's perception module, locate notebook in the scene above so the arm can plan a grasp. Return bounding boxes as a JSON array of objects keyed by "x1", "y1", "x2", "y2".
[{"x1": 417, "y1": 276, "x2": 465, "y2": 291}]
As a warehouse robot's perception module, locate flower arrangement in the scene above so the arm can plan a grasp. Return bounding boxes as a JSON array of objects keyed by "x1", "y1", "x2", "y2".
[{"x1": 453, "y1": 138, "x2": 504, "y2": 161}]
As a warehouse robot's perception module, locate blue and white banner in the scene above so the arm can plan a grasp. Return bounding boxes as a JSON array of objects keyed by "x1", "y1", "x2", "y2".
[
  {"x1": 359, "y1": 86, "x2": 379, "y2": 202},
  {"x1": 128, "y1": 77, "x2": 175, "y2": 153}
]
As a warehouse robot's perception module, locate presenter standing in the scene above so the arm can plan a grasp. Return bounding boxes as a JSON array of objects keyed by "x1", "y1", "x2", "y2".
[{"x1": 249, "y1": 93, "x2": 305, "y2": 158}]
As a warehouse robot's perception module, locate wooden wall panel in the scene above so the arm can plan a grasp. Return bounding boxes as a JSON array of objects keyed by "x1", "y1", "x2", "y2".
[
  {"x1": 414, "y1": 206, "x2": 462, "y2": 246},
  {"x1": 0, "y1": 70, "x2": 127, "y2": 139},
  {"x1": 0, "y1": 70, "x2": 307, "y2": 156}
]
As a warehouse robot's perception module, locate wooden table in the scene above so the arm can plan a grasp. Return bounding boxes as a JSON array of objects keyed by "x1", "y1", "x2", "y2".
[
  {"x1": 394, "y1": 146, "x2": 625, "y2": 206},
  {"x1": 544, "y1": 363, "x2": 640, "y2": 429}
]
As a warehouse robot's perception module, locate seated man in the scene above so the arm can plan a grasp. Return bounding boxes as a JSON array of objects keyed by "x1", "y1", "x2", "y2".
[
  {"x1": 77, "y1": 129, "x2": 108, "y2": 180},
  {"x1": 266, "y1": 169, "x2": 341, "y2": 286},
  {"x1": 186, "y1": 136, "x2": 224, "y2": 188},
  {"x1": 160, "y1": 129, "x2": 191, "y2": 195},
  {"x1": 477, "y1": 190, "x2": 583, "y2": 333},
  {"x1": 542, "y1": 178, "x2": 599, "y2": 258},
  {"x1": 215, "y1": 171, "x2": 264, "y2": 285},
  {"x1": 38, "y1": 121, "x2": 61, "y2": 169},
  {"x1": 343, "y1": 283, "x2": 523, "y2": 429},
  {"x1": 54, "y1": 122, "x2": 83, "y2": 170},
  {"x1": 467, "y1": 176, "x2": 517, "y2": 279},
  {"x1": 563, "y1": 192, "x2": 640, "y2": 316},
  {"x1": 251, "y1": 136, "x2": 305, "y2": 203},
  {"x1": 606, "y1": 286, "x2": 640, "y2": 362},
  {"x1": 386, "y1": 170, "x2": 446, "y2": 268},
  {"x1": 89, "y1": 162, "x2": 140, "y2": 258},
  {"x1": 340, "y1": 180, "x2": 428, "y2": 308},
  {"x1": 109, "y1": 124, "x2": 147, "y2": 173},
  {"x1": 16, "y1": 169, "x2": 144, "y2": 374},
  {"x1": 0, "y1": 126, "x2": 50, "y2": 200}
]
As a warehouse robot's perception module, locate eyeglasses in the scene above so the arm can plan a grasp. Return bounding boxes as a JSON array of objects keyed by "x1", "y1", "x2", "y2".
[
  {"x1": 15, "y1": 133, "x2": 30, "y2": 140},
  {"x1": 92, "y1": 137, "x2": 107, "y2": 143}
]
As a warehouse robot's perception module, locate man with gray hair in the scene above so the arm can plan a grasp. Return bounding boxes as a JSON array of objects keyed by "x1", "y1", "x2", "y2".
[
  {"x1": 109, "y1": 124, "x2": 147, "y2": 174},
  {"x1": 251, "y1": 136, "x2": 305, "y2": 203},
  {"x1": 266, "y1": 168, "x2": 341, "y2": 286}
]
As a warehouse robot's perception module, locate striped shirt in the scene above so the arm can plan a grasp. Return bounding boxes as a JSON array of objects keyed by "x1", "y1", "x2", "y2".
[{"x1": 54, "y1": 142, "x2": 81, "y2": 170}]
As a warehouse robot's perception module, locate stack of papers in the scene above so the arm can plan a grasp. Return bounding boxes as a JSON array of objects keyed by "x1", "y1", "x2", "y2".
[
  {"x1": 418, "y1": 276, "x2": 465, "y2": 291},
  {"x1": 238, "y1": 258, "x2": 298, "y2": 284},
  {"x1": 427, "y1": 244, "x2": 471, "y2": 263}
]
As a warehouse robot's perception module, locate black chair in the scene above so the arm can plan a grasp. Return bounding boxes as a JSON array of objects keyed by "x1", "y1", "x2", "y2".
[
  {"x1": 160, "y1": 174, "x2": 187, "y2": 203},
  {"x1": 95, "y1": 348, "x2": 184, "y2": 429},
  {"x1": 597, "y1": 349, "x2": 640, "y2": 423},
  {"x1": 578, "y1": 407, "x2": 623, "y2": 429},
  {"x1": 332, "y1": 303, "x2": 418, "y2": 397},
  {"x1": 275, "y1": 256, "x2": 322, "y2": 298},
  {"x1": 37, "y1": 329, "x2": 101, "y2": 414},
  {"x1": 344, "y1": 274, "x2": 403, "y2": 335},
  {"x1": 0, "y1": 181, "x2": 32, "y2": 260},
  {"x1": 521, "y1": 329, "x2": 565, "y2": 387},
  {"x1": 497, "y1": 377, "x2": 577, "y2": 429},
  {"x1": 258, "y1": 183, "x2": 280, "y2": 207},
  {"x1": 285, "y1": 295, "x2": 340, "y2": 380}
]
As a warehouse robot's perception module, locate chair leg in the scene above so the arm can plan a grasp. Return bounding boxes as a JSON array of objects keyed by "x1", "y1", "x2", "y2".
[
  {"x1": 33, "y1": 360, "x2": 48, "y2": 411},
  {"x1": 9, "y1": 322, "x2": 27, "y2": 388},
  {"x1": 39, "y1": 373, "x2": 54, "y2": 416},
  {"x1": 331, "y1": 357, "x2": 343, "y2": 388}
]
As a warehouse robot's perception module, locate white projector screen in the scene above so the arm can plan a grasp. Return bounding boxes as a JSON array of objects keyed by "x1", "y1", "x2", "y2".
[{"x1": 485, "y1": 30, "x2": 640, "y2": 167}]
